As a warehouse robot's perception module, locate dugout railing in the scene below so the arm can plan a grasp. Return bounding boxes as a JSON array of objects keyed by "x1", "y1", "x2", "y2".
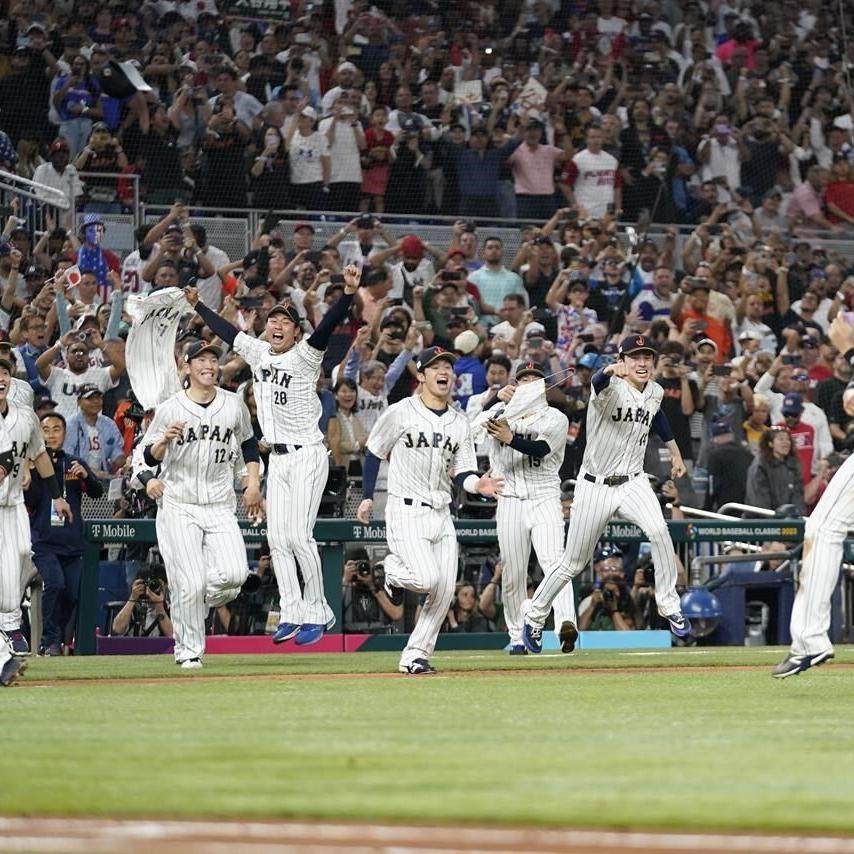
[{"x1": 75, "y1": 516, "x2": 809, "y2": 655}]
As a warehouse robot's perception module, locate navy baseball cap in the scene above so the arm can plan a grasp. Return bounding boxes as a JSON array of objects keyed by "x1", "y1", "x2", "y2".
[
  {"x1": 619, "y1": 334, "x2": 656, "y2": 357},
  {"x1": 711, "y1": 420, "x2": 732, "y2": 437},
  {"x1": 183, "y1": 341, "x2": 223, "y2": 362},
  {"x1": 268, "y1": 303, "x2": 302, "y2": 326},
  {"x1": 515, "y1": 362, "x2": 545, "y2": 381},
  {"x1": 594, "y1": 545, "x2": 623, "y2": 562},
  {"x1": 77, "y1": 383, "x2": 103, "y2": 399},
  {"x1": 415, "y1": 347, "x2": 457, "y2": 371},
  {"x1": 782, "y1": 392, "x2": 804, "y2": 416}
]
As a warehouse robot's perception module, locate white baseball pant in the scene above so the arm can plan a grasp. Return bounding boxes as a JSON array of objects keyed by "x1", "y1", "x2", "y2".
[
  {"x1": 383, "y1": 496, "x2": 457, "y2": 668},
  {"x1": 266, "y1": 445, "x2": 334, "y2": 627},
  {"x1": 156, "y1": 496, "x2": 249, "y2": 663},
  {"x1": 497, "y1": 495, "x2": 574, "y2": 645},
  {"x1": 525, "y1": 475, "x2": 680, "y2": 626},
  {"x1": 0, "y1": 504, "x2": 33, "y2": 632},
  {"x1": 0, "y1": 633, "x2": 11, "y2": 670},
  {"x1": 789, "y1": 453, "x2": 854, "y2": 656}
]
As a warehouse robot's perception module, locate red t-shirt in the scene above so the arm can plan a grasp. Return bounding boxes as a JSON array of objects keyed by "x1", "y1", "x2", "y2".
[
  {"x1": 826, "y1": 180, "x2": 854, "y2": 222},
  {"x1": 778, "y1": 419, "x2": 815, "y2": 486}
]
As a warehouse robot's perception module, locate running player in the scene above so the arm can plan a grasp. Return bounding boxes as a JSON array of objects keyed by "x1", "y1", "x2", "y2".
[
  {"x1": 135, "y1": 340, "x2": 262, "y2": 668},
  {"x1": 356, "y1": 347, "x2": 503, "y2": 674},
  {"x1": 772, "y1": 315, "x2": 854, "y2": 677},
  {"x1": 0, "y1": 354, "x2": 72, "y2": 655},
  {"x1": 481, "y1": 363, "x2": 577, "y2": 654},
  {"x1": 521, "y1": 334, "x2": 691, "y2": 653},
  {"x1": 185, "y1": 265, "x2": 361, "y2": 646},
  {"x1": 0, "y1": 344, "x2": 34, "y2": 408}
]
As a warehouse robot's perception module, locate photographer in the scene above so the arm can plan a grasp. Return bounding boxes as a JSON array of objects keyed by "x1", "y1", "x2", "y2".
[
  {"x1": 578, "y1": 577, "x2": 639, "y2": 631},
  {"x1": 111, "y1": 566, "x2": 172, "y2": 638},
  {"x1": 341, "y1": 548, "x2": 403, "y2": 633}
]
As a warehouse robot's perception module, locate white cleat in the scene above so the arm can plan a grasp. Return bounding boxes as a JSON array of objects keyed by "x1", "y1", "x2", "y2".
[{"x1": 179, "y1": 658, "x2": 203, "y2": 670}]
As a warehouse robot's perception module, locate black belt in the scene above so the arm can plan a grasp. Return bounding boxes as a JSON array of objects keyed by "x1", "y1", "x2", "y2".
[
  {"x1": 271, "y1": 444, "x2": 303, "y2": 455},
  {"x1": 402, "y1": 498, "x2": 431, "y2": 508},
  {"x1": 584, "y1": 472, "x2": 639, "y2": 487}
]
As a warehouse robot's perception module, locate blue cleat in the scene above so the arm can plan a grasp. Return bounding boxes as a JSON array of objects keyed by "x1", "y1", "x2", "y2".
[
  {"x1": 666, "y1": 613, "x2": 692, "y2": 638},
  {"x1": 772, "y1": 650, "x2": 834, "y2": 678},
  {"x1": 509, "y1": 645, "x2": 528, "y2": 655},
  {"x1": 522, "y1": 622, "x2": 543, "y2": 654},
  {"x1": 294, "y1": 623, "x2": 328, "y2": 646},
  {"x1": 272, "y1": 622, "x2": 301, "y2": 644}
]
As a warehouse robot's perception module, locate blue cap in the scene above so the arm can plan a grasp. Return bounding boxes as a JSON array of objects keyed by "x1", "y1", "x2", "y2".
[
  {"x1": 782, "y1": 392, "x2": 804, "y2": 416},
  {"x1": 618, "y1": 333, "x2": 656, "y2": 357},
  {"x1": 578, "y1": 352, "x2": 600, "y2": 370},
  {"x1": 711, "y1": 420, "x2": 732, "y2": 437}
]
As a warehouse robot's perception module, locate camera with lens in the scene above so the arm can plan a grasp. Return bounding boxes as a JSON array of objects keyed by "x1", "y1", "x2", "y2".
[
  {"x1": 601, "y1": 586, "x2": 616, "y2": 607},
  {"x1": 356, "y1": 560, "x2": 372, "y2": 578}
]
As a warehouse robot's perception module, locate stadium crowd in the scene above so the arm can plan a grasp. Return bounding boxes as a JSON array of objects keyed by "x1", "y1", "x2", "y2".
[{"x1": 3, "y1": 0, "x2": 854, "y2": 646}]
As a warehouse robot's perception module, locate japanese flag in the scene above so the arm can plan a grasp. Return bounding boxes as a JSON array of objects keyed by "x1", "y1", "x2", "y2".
[{"x1": 64, "y1": 265, "x2": 82, "y2": 289}]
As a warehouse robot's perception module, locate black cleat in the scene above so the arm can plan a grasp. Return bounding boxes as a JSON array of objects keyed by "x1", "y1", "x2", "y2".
[{"x1": 559, "y1": 620, "x2": 579, "y2": 654}]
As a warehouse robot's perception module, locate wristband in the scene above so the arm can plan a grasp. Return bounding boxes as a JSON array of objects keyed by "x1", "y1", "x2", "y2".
[
  {"x1": 138, "y1": 471, "x2": 155, "y2": 487},
  {"x1": 47, "y1": 474, "x2": 62, "y2": 500}
]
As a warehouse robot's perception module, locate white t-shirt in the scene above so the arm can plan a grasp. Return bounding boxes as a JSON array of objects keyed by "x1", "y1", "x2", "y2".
[
  {"x1": 195, "y1": 243, "x2": 231, "y2": 311},
  {"x1": 563, "y1": 148, "x2": 621, "y2": 218},
  {"x1": 289, "y1": 130, "x2": 329, "y2": 185},
  {"x1": 121, "y1": 250, "x2": 151, "y2": 296},
  {"x1": 45, "y1": 365, "x2": 118, "y2": 420},
  {"x1": 389, "y1": 259, "x2": 434, "y2": 301},
  {"x1": 318, "y1": 116, "x2": 363, "y2": 184}
]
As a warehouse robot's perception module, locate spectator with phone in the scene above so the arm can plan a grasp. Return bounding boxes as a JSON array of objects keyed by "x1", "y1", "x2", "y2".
[
  {"x1": 672, "y1": 278, "x2": 732, "y2": 363},
  {"x1": 319, "y1": 93, "x2": 367, "y2": 213},
  {"x1": 656, "y1": 341, "x2": 701, "y2": 469},
  {"x1": 547, "y1": 273, "x2": 598, "y2": 365},
  {"x1": 705, "y1": 420, "x2": 755, "y2": 511},
  {"x1": 328, "y1": 215, "x2": 390, "y2": 269}
]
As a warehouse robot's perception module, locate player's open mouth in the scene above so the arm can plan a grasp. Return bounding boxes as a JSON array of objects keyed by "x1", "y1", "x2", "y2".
[
  {"x1": 271, "y1": 332, "x2": 284, "y2": 344},
  {"x1": 436, "y1": 376, "x2": 450, "y2": 388}
]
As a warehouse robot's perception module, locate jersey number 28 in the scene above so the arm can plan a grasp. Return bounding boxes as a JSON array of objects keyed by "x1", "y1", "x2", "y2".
[{"x1": 273, "y1": 390, "x2": 288, "y2": 406}]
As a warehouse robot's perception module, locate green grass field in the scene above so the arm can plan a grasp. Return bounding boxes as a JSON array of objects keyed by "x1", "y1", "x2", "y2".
[{"x1": 3, "y1": 647, "x2": 853, "y2": 834}]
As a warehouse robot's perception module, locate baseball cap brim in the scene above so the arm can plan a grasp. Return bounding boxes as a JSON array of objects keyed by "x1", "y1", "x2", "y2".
[
  {"x1": 515, "y1": 366, "x2": 546, "y2": 380},
  {"x1": 185, "y1": 343, "x2": 223, "y2": 362},
  {"x1": 268, "y1": 304, "x2": 302, "y2": 325},
  {"x1": 621, "y1": 346, "x2": 656, "y2": 356},
  {"x1": 417, "y1": 350, "x2": 458, "y2": 371}
]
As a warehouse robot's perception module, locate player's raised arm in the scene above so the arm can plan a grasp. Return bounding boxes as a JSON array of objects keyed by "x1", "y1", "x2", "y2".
[
  {"x1": 305, "y1": 263, "x2": 360, "y2": 352},
  {"x1": 185, "y1": 286, "x2": 240, "y2": 346}
]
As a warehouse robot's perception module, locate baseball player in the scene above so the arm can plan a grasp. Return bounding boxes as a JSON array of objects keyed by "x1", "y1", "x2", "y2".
[
  {"x1": 0, "y1": 344, "x2": 35, "y2": 408},
  {"x1": 480, "y1": 363, "x2": 577, "y2": 654},
  {"x1": 186, "y1": 265, "x2": 361, "y2": 646},
  {"x1": 356, "y1": 347, "x2": 503, "y2": 674},
  {"x1": 521, "y1": 334, "x2": 692, "y2": 653},
  {"x1": 0, "y1": 415, "x2": 25, "y2": 686},
  {"x1": 772, "y1": 315, "x2": 854, "y2": 677},
  {"x1": 135, "y1": 341, "x2": 262, "y2": 668},
  {"x1": 0, "y1": 354, "x2": 72, "y2": 655}
]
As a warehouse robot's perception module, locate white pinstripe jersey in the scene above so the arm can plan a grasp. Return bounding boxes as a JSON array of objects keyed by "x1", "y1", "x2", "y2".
[
  {"x1": 487, "y1": 406, "x2": 568, "y2": 500},
  {"x1": 233, "y1": 333, "x2": 323, "y2": 445},
  {"x1": 583, "y1": 376, "x2": 663, "y2": 478},
  {"x1": 138, "y1": 388, "x2": 254, "y2": 507},
  {"x1": 0, "y1": 400, "x2": 45, "y2": 506},
  {"x1": 10, "y1": 377, "x2": 34, "y2": 408},
  {"x1": 367, "y1": 395, "x2": 478, "y2": 508}
]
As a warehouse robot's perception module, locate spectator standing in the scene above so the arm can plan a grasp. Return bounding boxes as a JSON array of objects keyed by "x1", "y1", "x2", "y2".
[
  {"x1": 786, "y1": 166, "x2": 836, "y2": 234},
  {"x1": 26, "y1": 411, "x2": 104, "y2": 656},
  {"x1": 35, "y1": 333, "x2": 124, "y2": 421},
  {"x1": 706, "y1": 420, "x2": 754, "y2": 511},
  {"x1": 469, "y1": 237, "x2": 525, "y2": 321},
  {"x1": 507, "y1": 119, "x2": 569, "y2": 220},
  {"x1": 452, "y1": 330, "x2": 487, "y2": 410},
  {"x1": 319, "y1": 95, "x2": 367, "y2": 213},
  {"x1": 63, "y1": 385, "x2": 126, "y2": 478},
  {"x1": 656, "y1": 342, "x2": 700, "y2": 469},
  {"x1": 199, "y1": 98, "x2": 249, "y2": 209},
  {"x1": 32, "y1": 139, "x2": 84, "y2": 213},
  {"x1": 250, "y1": 125, "x2": 291, "y2": 210},
  {"x1": 360, "y1": 105, "x2": 395, "y2": 213},
  {"x1": 286, "y1": 106, "x2": 330, "y2": 210},
  {"x1": 746, "y1": 427, "x2": 805, "y2": 515},
  {"x1": 327, "y1": 378, "x2": 367, "y2": 473},
  {"x1": 50, "y1": 55, "x2": 103, "y2": 157},
  {"x1": 74, "y1": 123, "x2": 128, "y2": 213},
  {"x1": 560, "y1": 125, "x2": 622, "y2": 219},
  {"x1": 208, "y1": 67, "x2": 263, "y2": 130},
  {"x1": 777, "y1": 392, "x2": 817, "y2": 489}
]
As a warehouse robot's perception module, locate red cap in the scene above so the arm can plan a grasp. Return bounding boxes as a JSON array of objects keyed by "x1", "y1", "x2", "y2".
[
  {"x1": 49, "y1": 138, "x2": 70, "y2": 153},
  {"x1": 447, "y1": 247, "x2": 466, "y2": 259},
  {"x1": 293, "y1": 222, "x2": 315, "y2": 234},
  {"x1": 401, "y1": 235, "x2": 424, "y2": 259}
]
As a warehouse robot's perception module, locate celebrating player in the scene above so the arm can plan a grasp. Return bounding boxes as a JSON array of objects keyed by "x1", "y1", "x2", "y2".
[
  {"x1": 481, "y1": 363, "x2": 578, "y2": 654},
  {"x1": 0, "y1": 354, "x2": 72, "y2": 656},
  {"x1": 520, "y1": 334, "x2": 692, "y2": 654},
  {"x1": 356, "y1": 347, "x2": 503, "y2": 675},
  {"x1": 186, "y1": 264, "x2": 361, "y2": 646},
  {"x1": 772, "y1": 315, "x2": 854, "y2": 677},
  {"x1": 134, "y1": 341, "x2": 262, "y2": 669}
]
